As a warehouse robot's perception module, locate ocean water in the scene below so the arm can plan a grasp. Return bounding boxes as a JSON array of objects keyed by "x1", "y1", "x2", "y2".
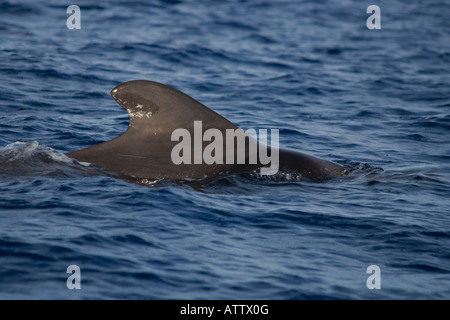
[{"x1": 1, "y1": 0, "x2": 449, "y2": 299}]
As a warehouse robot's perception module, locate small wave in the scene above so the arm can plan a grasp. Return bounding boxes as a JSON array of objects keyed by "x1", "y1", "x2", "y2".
[{"x1": 0, "y1": 141, "x2": 107, "y2": 179}]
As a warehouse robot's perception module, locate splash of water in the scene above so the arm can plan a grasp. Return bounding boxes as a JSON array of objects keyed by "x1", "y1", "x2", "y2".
[{"x1": 0, "y1": 141, "x2": 106, "y2": 178}]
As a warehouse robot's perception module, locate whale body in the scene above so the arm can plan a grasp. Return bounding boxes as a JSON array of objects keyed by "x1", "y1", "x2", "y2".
[{"x1": 66, "y1": 80, "x2": 347, "y2": 182}]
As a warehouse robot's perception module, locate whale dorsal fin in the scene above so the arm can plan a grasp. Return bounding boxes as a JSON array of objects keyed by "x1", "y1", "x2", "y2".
[
  {"x1": 110, "y1": 80, "x2": 238, "y2": 132},
  {"x1": 66, "y1": 80, "x2": 254, "y2": 180}
]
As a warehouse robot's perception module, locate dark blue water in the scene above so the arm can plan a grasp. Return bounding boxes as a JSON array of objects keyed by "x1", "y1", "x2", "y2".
[{"x1": 1, "y1": 0, "x2": 449, "y2": 299}]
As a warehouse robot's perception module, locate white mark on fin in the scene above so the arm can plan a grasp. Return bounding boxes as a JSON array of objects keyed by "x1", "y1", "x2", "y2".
[{"x1": 127, "y1": 108, "x2": 153, "y2": 119}]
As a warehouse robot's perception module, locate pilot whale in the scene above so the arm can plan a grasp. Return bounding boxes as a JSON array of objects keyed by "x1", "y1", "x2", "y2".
[{"x1": 66, "y1": 80, "x2": 348, "y2": 182}]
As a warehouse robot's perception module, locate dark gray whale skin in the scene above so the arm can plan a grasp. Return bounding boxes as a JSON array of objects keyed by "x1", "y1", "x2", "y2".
[{"x1": 66, "y1": 80, "x2": 347, "y2": 182}]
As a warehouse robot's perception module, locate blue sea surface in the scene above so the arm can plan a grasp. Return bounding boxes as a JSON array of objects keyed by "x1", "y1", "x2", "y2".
[{"x1": 1, "y1": 0, "x2": 449, "y2": 299}]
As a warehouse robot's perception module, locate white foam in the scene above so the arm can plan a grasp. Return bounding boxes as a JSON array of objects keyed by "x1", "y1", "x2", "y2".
[
  {"x1": 1, "y1": 141, "x2": 40, "y2": 160},
  {"x1": 0, "y1": 141, "x2": 91, "y2": 167}
]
